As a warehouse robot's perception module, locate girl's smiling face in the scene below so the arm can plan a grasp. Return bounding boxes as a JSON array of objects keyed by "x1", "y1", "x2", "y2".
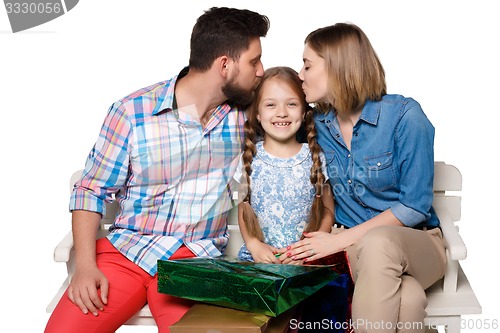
[{"x1": 257, "y1": 78, "x2": 305, "y2": 147}]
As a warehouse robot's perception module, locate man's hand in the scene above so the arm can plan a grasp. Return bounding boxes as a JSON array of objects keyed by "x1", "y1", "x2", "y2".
[{"x1": 67, "y1": 265, "x2": 109, "y2": 316}]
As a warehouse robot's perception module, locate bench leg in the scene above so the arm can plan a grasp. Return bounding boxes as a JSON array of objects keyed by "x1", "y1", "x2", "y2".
[{"x1": 444, "y1": 316, "x2": 461, "y2": 333}]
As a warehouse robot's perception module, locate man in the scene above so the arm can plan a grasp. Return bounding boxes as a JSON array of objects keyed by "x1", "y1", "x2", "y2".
[{"x1": 45, "y1": 7, "x2": 270, "y2": 332}]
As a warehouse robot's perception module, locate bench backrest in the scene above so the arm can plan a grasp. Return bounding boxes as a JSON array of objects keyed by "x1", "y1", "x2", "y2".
[{"x1": 70, "y1": 162, "x2": 462, "y2": 229}]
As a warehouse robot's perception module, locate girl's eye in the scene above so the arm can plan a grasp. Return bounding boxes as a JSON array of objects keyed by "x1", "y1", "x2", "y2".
[
  {"x1": 288, "y1": 103, "x2": 298, "y2": 107},
  {"x1": 265, "y1": 103, "x2": 275, "y2": 107}
]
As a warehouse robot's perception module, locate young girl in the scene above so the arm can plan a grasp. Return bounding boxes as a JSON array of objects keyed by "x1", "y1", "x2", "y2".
[{"x1": 234, "y1": 66, "x2": 334, "y2": 264}]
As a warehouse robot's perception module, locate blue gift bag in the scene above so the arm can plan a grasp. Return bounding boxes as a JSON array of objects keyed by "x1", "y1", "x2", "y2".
[
  {"x1": 296, "y1": 250, "x2": 354, "y2": 333},
  {"x1": 297, "y1": 273, "x2": 351, "y2": 332}
]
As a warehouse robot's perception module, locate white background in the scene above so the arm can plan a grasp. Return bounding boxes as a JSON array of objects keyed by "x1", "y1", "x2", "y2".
[{"x1": 1, "y1": 1, "x2": 498, "y2": 332}]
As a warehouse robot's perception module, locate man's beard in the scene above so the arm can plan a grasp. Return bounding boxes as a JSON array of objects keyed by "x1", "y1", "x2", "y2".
[{"x1": 222, "y1": 79, "x2": 254, "y2": 109}]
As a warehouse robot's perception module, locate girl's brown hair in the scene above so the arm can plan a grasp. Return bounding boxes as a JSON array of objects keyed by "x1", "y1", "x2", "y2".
[
  {"x1": 240, "y1": 66, "x2": 326, "y2": 241},
  {"x1": 305, "y1": 23, "x2": 386, "y2": 114}
]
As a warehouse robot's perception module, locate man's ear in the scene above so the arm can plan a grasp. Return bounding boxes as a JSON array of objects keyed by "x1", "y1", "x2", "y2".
[{"x1": 218, "y1": 56, "x2": 230, "y2": 77}]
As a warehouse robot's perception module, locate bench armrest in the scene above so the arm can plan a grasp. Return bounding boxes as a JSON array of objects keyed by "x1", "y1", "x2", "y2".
[
  {"x1": 434, "y1": 205, "x2": 466, "y2": 261},
  {"x1": 53, "y1": 230, "x2": 74, "y2": 263}
]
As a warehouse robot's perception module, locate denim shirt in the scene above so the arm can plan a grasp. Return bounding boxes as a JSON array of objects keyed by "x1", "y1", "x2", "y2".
[{"x1": 314, "y1": 94, "x2": 439, "y2": 229}]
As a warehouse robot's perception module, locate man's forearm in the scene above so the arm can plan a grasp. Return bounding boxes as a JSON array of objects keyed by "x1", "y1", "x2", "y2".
[{"x1": 71, "y1": 210, "x2": 102, "y2": 270}]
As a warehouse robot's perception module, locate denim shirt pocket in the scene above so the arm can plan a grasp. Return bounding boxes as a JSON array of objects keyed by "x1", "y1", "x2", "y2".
[
  {"x1": 324, "y1": 150, "x2": 339, "y2": 179},
  {"x1": 324, "y1": 150, "x2": 335, "y2": 165},
  {"x1": 323, "y1": 150, "x2": 345, "y2": 197},
  {"x1": 363, "y1": 152, "x2": 397, "y2": 191}
]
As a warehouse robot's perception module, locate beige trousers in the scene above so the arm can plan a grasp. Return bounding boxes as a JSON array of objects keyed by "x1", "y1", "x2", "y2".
[{"x1": 335, "y1": 226, "x2": 446, "y2": 333}]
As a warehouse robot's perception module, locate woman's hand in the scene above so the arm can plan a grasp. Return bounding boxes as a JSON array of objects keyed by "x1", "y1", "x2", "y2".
[
  {"x1": 276, "y1": 252, "x2": 304, "y2": 265},
  {"x1": 246, "y1": 238, "x2": 280, "y2": 263},
  {"x1": 284, "y1": 231, "x2": 344, "y2": 262}
]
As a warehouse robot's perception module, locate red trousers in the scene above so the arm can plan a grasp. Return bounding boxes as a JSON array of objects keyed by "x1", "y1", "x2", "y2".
[{"x1": 45, "y1": 238, "x2": 195, "y2": 333}]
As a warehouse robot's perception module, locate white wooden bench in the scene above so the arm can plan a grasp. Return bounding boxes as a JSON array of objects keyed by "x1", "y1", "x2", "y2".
[{"x1": 46, "y1": 162, "x2": 481, "y2": 332}]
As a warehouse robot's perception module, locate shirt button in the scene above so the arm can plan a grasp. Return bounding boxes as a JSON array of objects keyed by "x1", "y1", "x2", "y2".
[
  {"x1": 377, "y1": 162, "x2": 381, "y2": 167},
  {"x1": 348, "y1": 179, "x2": 352, "y2": 184},
  {"x1": 347, "y1": 154, "x2": 351, "y2": 158}
]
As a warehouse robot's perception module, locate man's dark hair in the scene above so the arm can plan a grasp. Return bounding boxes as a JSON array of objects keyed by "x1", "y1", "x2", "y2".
[{"x1": 189, "y1": 7, "x2": 270, "y2": 71}]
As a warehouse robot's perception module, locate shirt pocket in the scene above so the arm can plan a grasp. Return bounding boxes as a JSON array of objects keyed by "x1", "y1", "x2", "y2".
[
  {"x1": 324, "y1": 150, "x2": 335, "y2": 166},
  {"x1": 363, "y1": 152, "x2": 397, "y2": 192},
  {"x1": 323, "y1": 150, "x2": 339, "y2": 179},
  {"x1": 323, "y1": 150, "x2": 344, "y2": 197}
]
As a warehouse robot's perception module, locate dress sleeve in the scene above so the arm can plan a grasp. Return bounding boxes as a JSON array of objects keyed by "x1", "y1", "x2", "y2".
[{"x1": 319, "y1": 151, "x2": 330, "y2": 182}]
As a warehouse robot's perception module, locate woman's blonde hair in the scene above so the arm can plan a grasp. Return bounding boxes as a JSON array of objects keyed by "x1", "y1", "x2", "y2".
[
  {"x1": 240, "y1": 66, "x2": 326, "y2": 241},
  {"x1": 305, "y1": 23, "x2": 386, "y2": 113}
]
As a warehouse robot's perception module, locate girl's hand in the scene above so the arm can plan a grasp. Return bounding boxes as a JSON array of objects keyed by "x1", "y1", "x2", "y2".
[{"x1": 246, "y1": 239, "x2": 280, "y2": 263}]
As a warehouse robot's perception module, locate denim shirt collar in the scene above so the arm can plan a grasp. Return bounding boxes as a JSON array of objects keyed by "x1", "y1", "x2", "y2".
[
  {"x1": 359, "y1": 99, "x2": 380, "y2": 125},
  {"x1": 315, "y1": 99, "x2": 381, "y2": 126}
]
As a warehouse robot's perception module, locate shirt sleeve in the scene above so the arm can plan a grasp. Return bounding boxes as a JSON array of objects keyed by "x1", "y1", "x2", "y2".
[
  {"x1": 391, "y1": 99, "x2": 435, "y2": 227},
  {"x1": 233, "y1": 153, "x2": 243, "y2": 184},
  {"x1": 319, "y1": 151, "x2": 330, "y2": 182},
  {"x1": 69, "y1": 101, "x2": 132, "y2": 215}
]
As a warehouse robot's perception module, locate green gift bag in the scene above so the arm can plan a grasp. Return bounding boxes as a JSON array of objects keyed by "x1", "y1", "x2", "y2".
[{"x1": 157, "y1": 257, "x2": 338, "y2": 317}]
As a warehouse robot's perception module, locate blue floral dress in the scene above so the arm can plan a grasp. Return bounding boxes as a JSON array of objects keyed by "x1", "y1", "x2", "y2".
[{"x1": 234, "y1": 142, "x2": 328, "y2": 261}]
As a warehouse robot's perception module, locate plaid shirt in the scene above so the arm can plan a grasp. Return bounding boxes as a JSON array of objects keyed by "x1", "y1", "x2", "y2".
[{"x1": 70, "y1": 68, "x2": 245, "y2": 275}]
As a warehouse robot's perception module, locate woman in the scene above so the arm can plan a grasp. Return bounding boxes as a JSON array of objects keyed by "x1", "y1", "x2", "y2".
[{"x1": 285, "y1": 23, "x2": 446, "y2": 333}]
